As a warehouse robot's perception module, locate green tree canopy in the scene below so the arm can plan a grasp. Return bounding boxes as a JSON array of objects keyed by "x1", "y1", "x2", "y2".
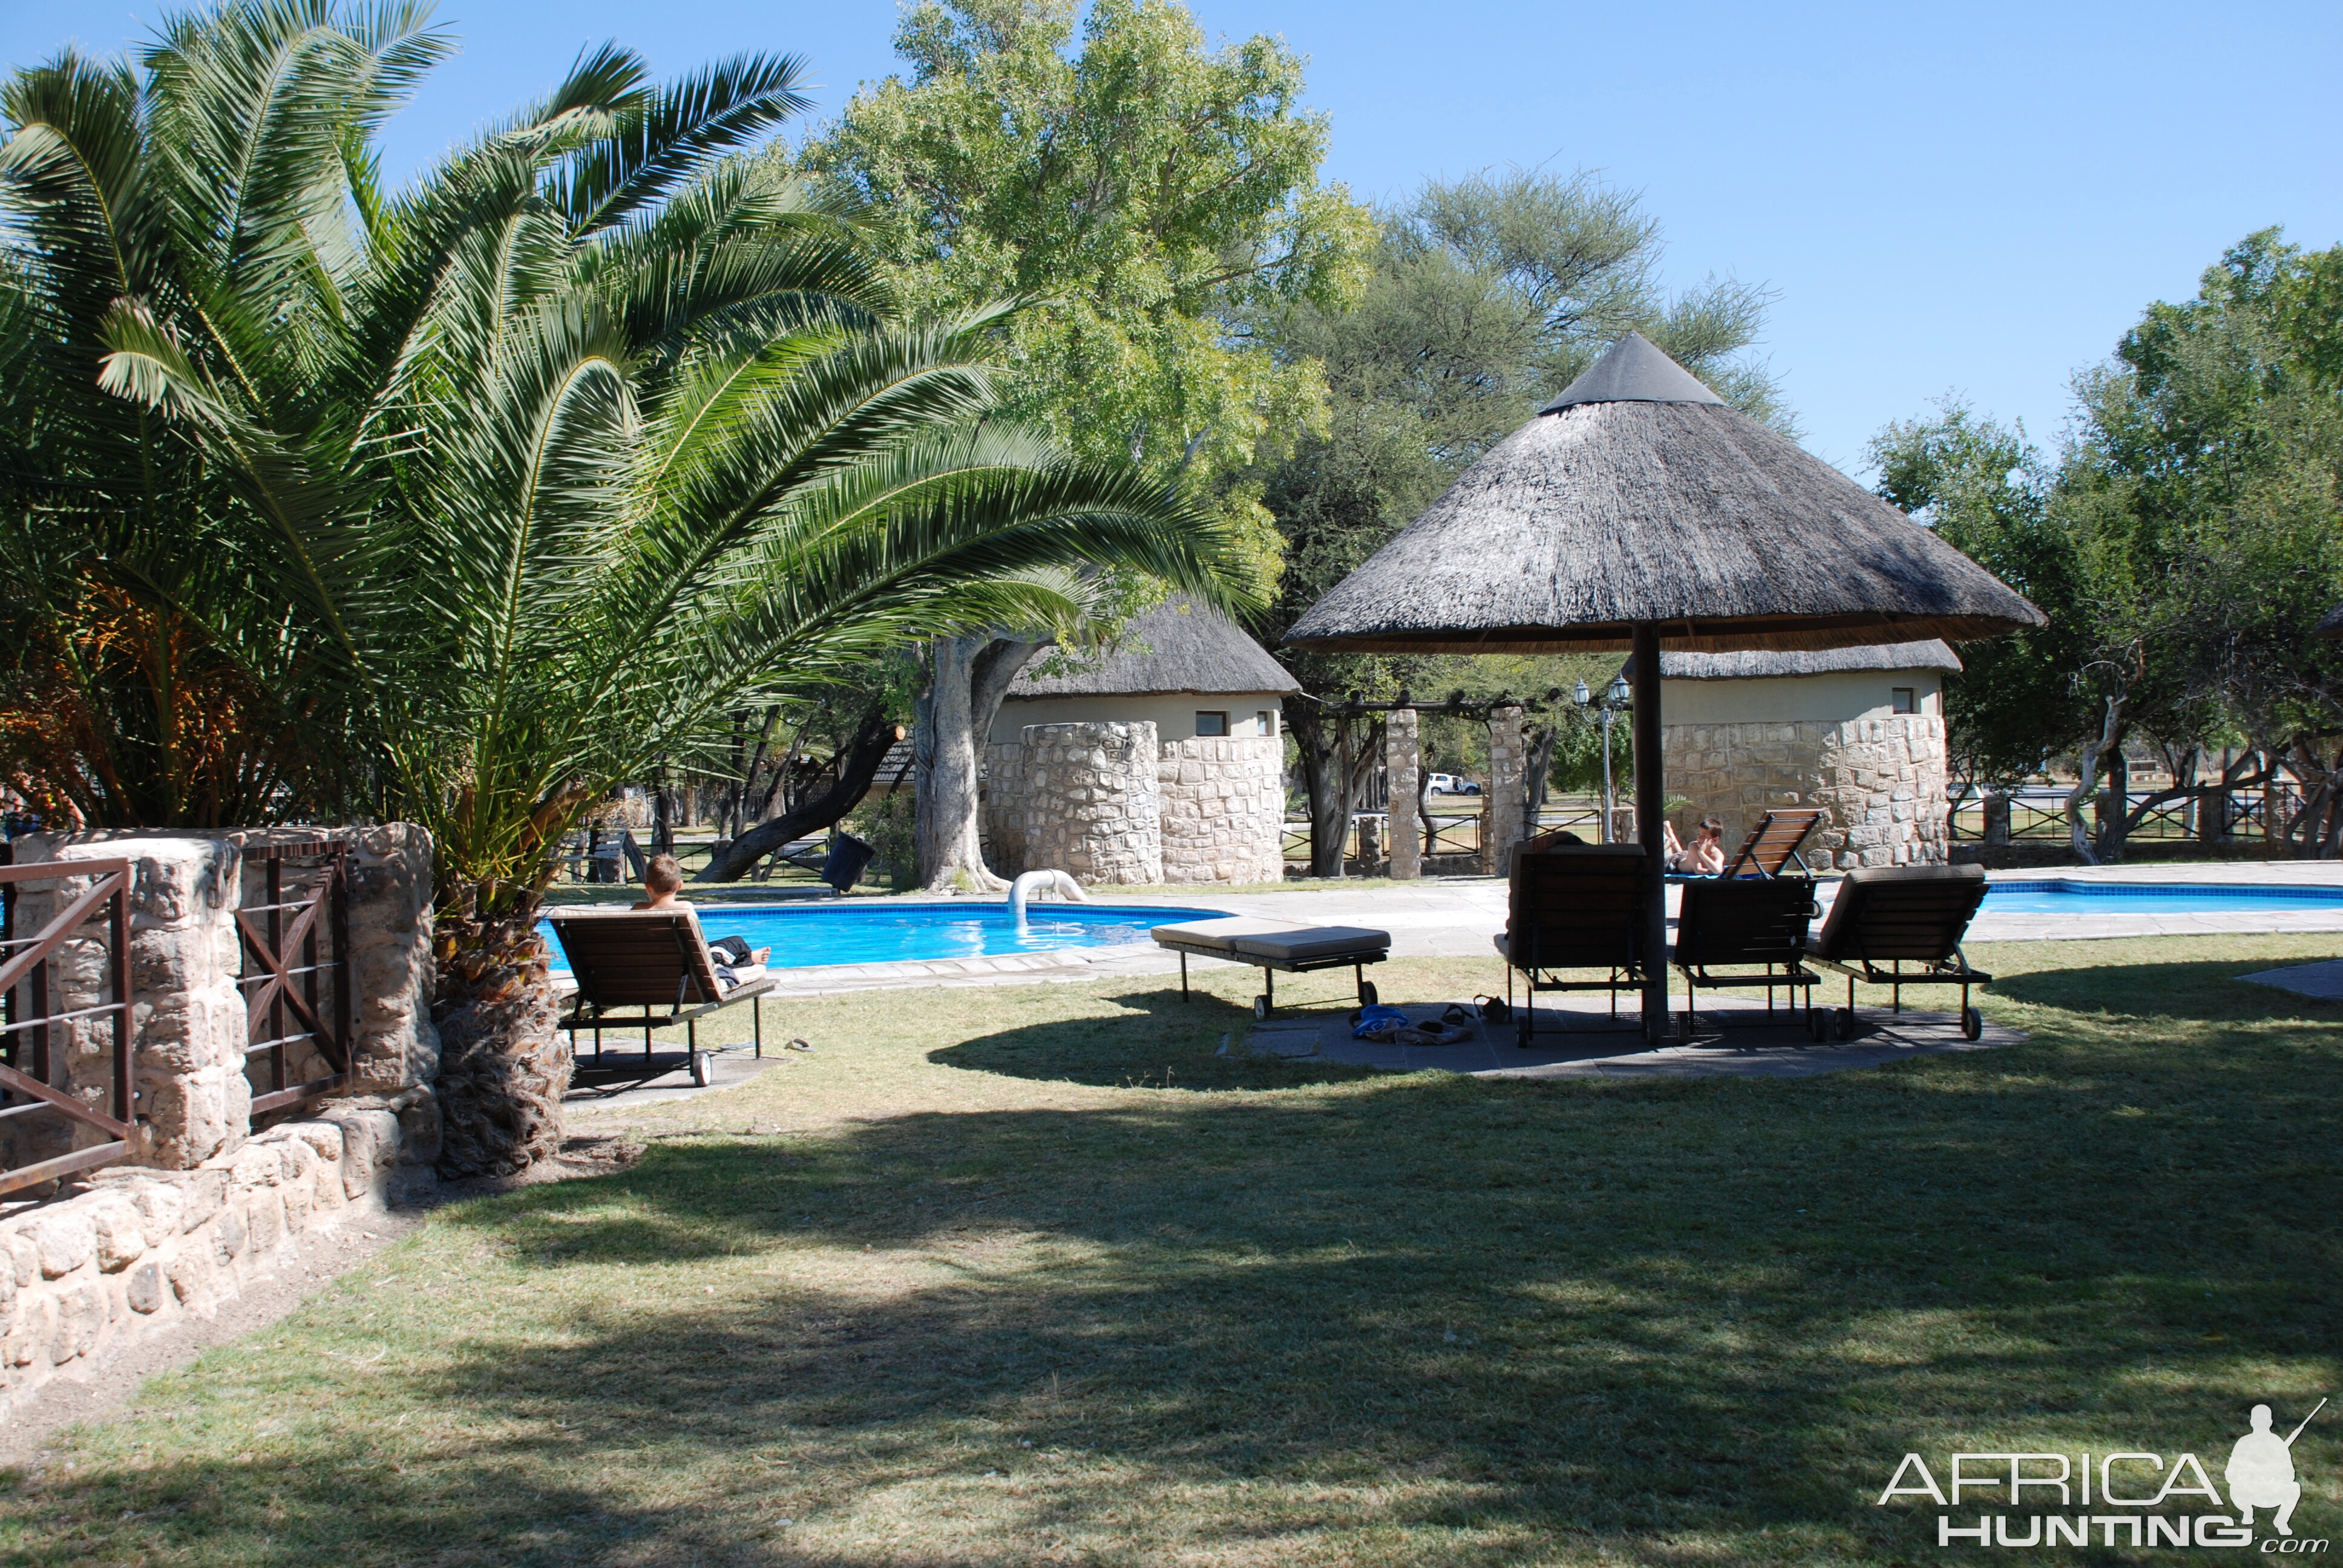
[
  {"x1": 1872, "y1": 229, "x2": 2343, "y2": 857},
  {"x1": 799, "y1": 0, "x2": 1374, "y2": 588}
]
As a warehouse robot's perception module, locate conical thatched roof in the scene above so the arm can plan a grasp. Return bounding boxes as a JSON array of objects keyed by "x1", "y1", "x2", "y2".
[
  {"x1": 2319, "y1": 603, "x2": 2343, "y2": 639},
  {"x1": 1283, "y1": 333, "x2": 2045, "y2": 655},
  {"x1": 1620, "y1": 639, "x2": 1963, "y2": 682},
  {"x1": 1006, "y1": 596, "x2": 1299, "y2": 699}
]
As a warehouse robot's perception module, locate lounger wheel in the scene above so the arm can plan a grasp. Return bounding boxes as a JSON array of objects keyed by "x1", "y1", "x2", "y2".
[
  {"x1": 1357, "y1": 980, "x2": 1378, "y2": 1007},
  {"x1": 1962, "y1": 1006, "x2": 1984, "y2": 1042},
  {"x1": 690, "y1": 1049, "x2": 713, "y2": 1087},
  {"x1": 1808, "y1": 1009, "x2": 1829, "y2": 1043},
  {"x1": 1253, "y1": 995, "x2": 1271, "y2": 1022},
  {"x1": 1834, "y1": 1007, "x2": 1855, "y2": 1041},
  {"x1": 1516, "y1": 1014, "x2": 1532, "y2": 1050}
]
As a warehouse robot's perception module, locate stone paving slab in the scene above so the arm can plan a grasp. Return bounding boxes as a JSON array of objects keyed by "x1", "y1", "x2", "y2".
[
  {"x1": 1273, "y1": 1001, "x2": 2021, "y2": 1082},
  {"x1": 2238, "y1": 959, "x2": 2343, "y2": 1001}
]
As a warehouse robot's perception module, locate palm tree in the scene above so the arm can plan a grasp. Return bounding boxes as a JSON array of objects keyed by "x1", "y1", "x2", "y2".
[{"x1": 3, "y1": 2, "x2": 1247, "y2": 1173}]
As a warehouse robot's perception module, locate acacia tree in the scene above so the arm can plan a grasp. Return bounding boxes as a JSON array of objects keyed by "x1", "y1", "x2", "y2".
[
  {"x1": 800, "y1": 0, "x2": 1368, "y2": 889},
  {"x1": 1872, "y1": 231, "x2": 2343, "y2": 861},
  {"x1": 2, "y1": 1, "x2": 1243, "y2": 1173},
  {"x1": 1257, "y1": 168, "x2": 1784, "y2": 874}
]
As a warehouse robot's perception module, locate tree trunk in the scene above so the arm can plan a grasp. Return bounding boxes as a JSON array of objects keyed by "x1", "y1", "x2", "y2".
[
  {"x1": 698, "y1": 708, "x2": 901, "y2": 881},
  {"x1": 916, "y1": 636, "x2": 1046, "y2": 892},
  {"x1": 431, "y1": 908, "x2": 566, "y2": 1178},
  {"x1": 1286, "y1": 699, "x2": 1346, "y2": 878},
  {"x1": 1523, "y1": 721, "x2": 1561, "y2": 840},
  {"x1": 2064, "y1": 696, "x2": 2126, "y2": 865}
]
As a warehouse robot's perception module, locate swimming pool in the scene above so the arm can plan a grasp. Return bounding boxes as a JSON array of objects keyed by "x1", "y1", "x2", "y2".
[
  {"x1": 540, "y1": 901, "x2": 1227, "y2": 972},
  {"x1": 1972, "y1": 879, "x2": 2343, "y2": 915}
]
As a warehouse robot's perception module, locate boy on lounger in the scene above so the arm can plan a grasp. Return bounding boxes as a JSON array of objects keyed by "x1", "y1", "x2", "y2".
[
  {"x1": 635, "y1": 854, "x2": 771, "y2": 967},
  {"x1": 1670, "y1": 818, "x2": 1726, "y2": 875}
]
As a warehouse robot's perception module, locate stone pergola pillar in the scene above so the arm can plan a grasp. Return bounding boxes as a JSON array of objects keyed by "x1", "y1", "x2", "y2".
[
  {"x1": 1385, "y1": 708, "x2": 1421, "y2": 879},
  {"x1": 1484, "y1": 704, "x2": 1526, "y2": 875}
]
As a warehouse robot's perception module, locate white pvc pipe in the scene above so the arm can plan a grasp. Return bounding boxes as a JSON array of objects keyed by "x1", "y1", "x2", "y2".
[{"x1": 1009, "y1": 869, "x2": 1089, "y2": 925}]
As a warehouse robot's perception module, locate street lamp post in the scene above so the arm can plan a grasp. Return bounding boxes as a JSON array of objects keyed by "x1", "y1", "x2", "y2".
[{"x1": 1573, "y1": 675, "x2": 1633, "y2": 843}]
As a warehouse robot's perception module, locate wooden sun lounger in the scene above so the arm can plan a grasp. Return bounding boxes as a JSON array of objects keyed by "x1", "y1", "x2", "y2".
[
  {"x1": 1719, "y1": 808, "x2": 1824, "y2": 879},
  {"x1": 1671, "y1": 875, "x2": 1822, "y2": 1037},
  {"x1": 1806, "y1": 864, "x2": 1992, "y2": 1040},
  {"x1": 547, "y1": 909, "x2": 775, "y2": 1091},
  {"x1": 1153, "y1": 917, "x2": 1389, "y2": 1019},
  {"x1": 1494, "y1": 843, "x2": 1649, "y2": 1047}
]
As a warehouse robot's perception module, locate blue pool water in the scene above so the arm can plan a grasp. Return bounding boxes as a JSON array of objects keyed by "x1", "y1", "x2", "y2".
[
  {"x1": 1974, "y1": 880, "x2": 2343, "y2": 915},
  {"x1": 542, "y1": 902, "x2": 1227, "y2": 973}
]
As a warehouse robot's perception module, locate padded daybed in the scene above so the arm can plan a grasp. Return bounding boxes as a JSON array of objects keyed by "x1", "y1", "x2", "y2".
[{"x1": 1152, "y1": 916, "x2": 1391, "y2": 1019}]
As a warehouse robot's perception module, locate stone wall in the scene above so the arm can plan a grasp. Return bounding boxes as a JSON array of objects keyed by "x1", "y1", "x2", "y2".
[
  {"x1": 984, "y1": 727, "x2": 1284, "y2": 886},
  {"x1": 8, "y1": 838, "x2": 251, "y2": 1175},
  {"x1": 981, "y1": 722, "x2": 1163, "y2": 885},
  {"x1": 1156, "y1": 736, "x2": 1284, "y2": 885},
  {"x1": 7, "y1": 828, "x2": 440, "y2": 1180},
  {"x1": 1664, "y1": 714, "x2": 1950, "y2": 869},
  {"x1": 0, "y1": 1098, "x2": 431, "y2": 1424}
]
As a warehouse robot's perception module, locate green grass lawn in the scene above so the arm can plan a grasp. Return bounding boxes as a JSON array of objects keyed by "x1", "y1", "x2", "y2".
[{"x1": 5, "y1": 935, "x2": 2340, "y2": 1565}]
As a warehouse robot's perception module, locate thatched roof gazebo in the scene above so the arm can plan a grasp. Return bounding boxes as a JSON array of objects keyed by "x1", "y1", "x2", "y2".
[{"x1": 1285, "y1": 332, "x2": 2043, "y2": 1040}]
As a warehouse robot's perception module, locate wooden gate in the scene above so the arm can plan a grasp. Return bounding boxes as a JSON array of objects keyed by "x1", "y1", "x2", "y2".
[
  {"x1": 238, "y1": 839, "x2": 353, "y2": 1114},
  {"x1": 0, "y1": 857, "x2": 134, "y2": 1197}
]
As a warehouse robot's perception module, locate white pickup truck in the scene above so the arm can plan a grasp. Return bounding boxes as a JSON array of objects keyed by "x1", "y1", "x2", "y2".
[{"x1": 1426, "y1": 773, "x2": 1482, "y2": 795}]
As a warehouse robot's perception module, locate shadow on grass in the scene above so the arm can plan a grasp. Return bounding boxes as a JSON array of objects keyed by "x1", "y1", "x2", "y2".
[
  {"x1": 10, "y1": 964, "x2": 2342, "y2": 1566},
  {"x1": 1990, "y1": 956, "x2": 2343, "y2": 1024},
  {"x1": 926, "y1": 986, "x2": 1383, "y2": 1090}
]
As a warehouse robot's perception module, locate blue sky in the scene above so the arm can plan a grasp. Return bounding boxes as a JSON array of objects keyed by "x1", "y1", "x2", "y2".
[{"x1": 5, "y1": 1, "x2": 2338, "y2": 474}]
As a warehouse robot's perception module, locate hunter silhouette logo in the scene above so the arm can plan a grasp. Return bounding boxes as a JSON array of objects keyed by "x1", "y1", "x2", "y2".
[
  {"x1": 2230, "y1": 1400, "x2": 2324, "y2": 1537},
  {"x1": 1876, "y1": 1399, "x2": 2328, "y2": 1550}
]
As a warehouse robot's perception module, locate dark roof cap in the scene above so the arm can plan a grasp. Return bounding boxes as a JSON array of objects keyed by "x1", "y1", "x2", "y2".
[{"x1": 1538, "y1": 331, "x2": 1727, "y2": 413}]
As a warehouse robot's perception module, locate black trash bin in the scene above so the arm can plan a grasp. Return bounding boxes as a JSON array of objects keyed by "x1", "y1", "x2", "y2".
[{"x1": 821, "y1": 832, "x2": 877, "y2": 893}]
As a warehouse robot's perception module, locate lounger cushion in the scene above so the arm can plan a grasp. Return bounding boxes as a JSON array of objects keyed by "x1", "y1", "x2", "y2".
[
  {"x1": 1152, "y1": 916, "x2": 1309, "y2": 953},
  {"x1": 1228, "y1": 926, "x2": 1390, "y2": 962},
  {"x1": 1811, "y1": 863, "x2": 1987, "y2": 962}
]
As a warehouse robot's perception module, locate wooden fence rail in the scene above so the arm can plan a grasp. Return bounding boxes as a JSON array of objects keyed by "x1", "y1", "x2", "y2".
[{"x1": 0, "y1": 857, "x2": 134, "y2": 1198}]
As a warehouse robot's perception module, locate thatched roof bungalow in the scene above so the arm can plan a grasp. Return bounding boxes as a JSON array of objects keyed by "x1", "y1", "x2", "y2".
[
  {"x1": 1621, "y1": 640, "x2": 1964, "y2": 867},
  {"x1": 982, "y1": 598, "x2": 1297, "y2": 886}
]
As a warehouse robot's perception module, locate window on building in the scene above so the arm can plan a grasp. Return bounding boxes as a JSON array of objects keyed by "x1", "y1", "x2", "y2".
[
  {"x1": 1891, "y1": 687, "x2": 1917, "y2": 714},
  {"x1": 1195, "y1": 711, "x2": 1229, "y2": 737},
  {"x1": 1256, "y1": 710, "x2": 1275, "y2": 737}
]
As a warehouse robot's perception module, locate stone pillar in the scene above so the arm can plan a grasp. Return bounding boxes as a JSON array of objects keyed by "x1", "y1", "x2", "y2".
[
  {"x1": 1982, "y1": 789, "x2": 2012, "y2": 848},
  {"x1": 11, "y1": 838, "x2": 251, "y2": 1172},
  {"x1": 1385, "y1": 708, "x2": 1421, "y2": 880},
  {"x1": 1015, "y1": 721, "x2": 1162, "y2": 885},
  {"x1": 336, "y1": 825, "x2": 440, "y2": 1094},
  {"x1": 1483, "y1": 704, "x2": 1526, "y2": 875}
]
